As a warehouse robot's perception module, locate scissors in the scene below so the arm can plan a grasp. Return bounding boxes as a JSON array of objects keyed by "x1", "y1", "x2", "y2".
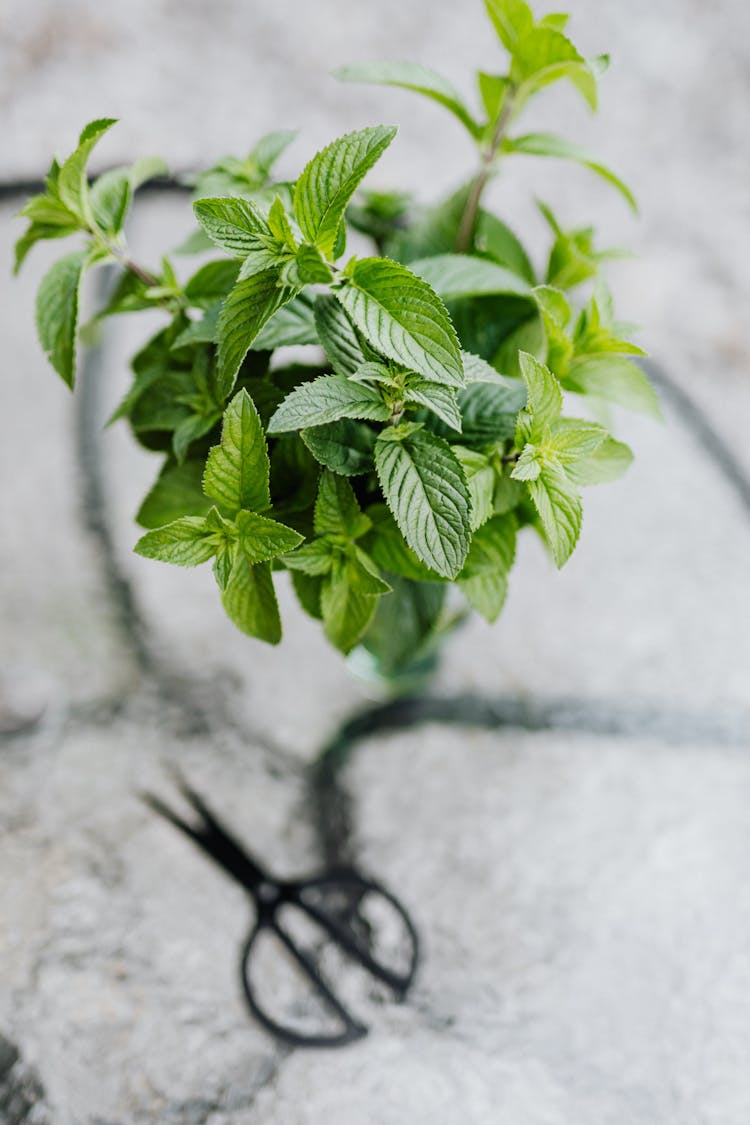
[{"x1": 141, "y1": 773, "x2": 419, "y2": 1049}]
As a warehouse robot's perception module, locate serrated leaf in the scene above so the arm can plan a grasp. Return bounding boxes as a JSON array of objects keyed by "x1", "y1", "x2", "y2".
[
  {"x1": 461, "y1": 351, "x2": 505, "y2": 385},
  {"x1": 134, "y1": 517, "x2": 216, "y2": 567},
  {"x1": 454, "y1": 447, "x2": 495, "y2": 530},
  {"x1": 235, "y1": 510, "x2": 303, "y2": 563},
  {"x1": 405, "y1": 380, "x2": 462, "y2": 430},
  {"x1": 527, "y1": 463, "x2": 582, "y2": 567},
  {"x1": 203, "y1": 389, "x2": 270, "y2": 514},
  {"x1": 458, "y1": 514, "x2": 516, "y2": 621},
  {"x1": 375, "y1": 427, "x2": 471, "y2": 578},
  {"x1": 301, "y1": 419, "x2": 376, "y2": 476},
  {"x1": 363, "y1": 505, "x2": 439, "y2": 581},
  {"x1": 335, "y1": 257, "x2": 463, "y2": 387},
  {"x1": 565, "y1": 356, "x2": 661, "y2": 418},
  {"x1": 314, "y1": 470, "x2": 370, "y2": 539},
  {"x1": 136, "y1": 460, "x2": 213, "y2": 529},
  {"x1": 254, "y1": 129, "x2": 297, "y2": 176},
  {"x1": 252, "y1": 295, "x2": 318, "y2": 350},
  {"x1": 290, "y1": 571, "x2": 324, "y2": 619},
  {"x1": 483, "y1": 0, "x2": 534, "y2": 51},
  {"x1": 294, "y1": 125, "x2": 397, "y2": 258},
  {"x1": 216, "y1": 270, "x2": 298, "y2": 397},
  {"x1": 35, "y1": 250, "x2": 86, "y2": 387},
  {"x1": 505, "y1": 133, "x2": 637, "y2": 212},
  {"x1": 193, "y1": 196, "x2": 274, "y2": 258},
  {"x1": 335, "y1": 62, "x2": 482, "y2": 139},
  {"x1": 408, "y1": 254, "x2": 531, "y2": 300},
  {"x1": 314, "y1": 294, "x2": 368, "y2": 377},
  {"x1": 268, "y1": 374, "x2": 391, "y2": 433},
  {"x1": 222, "y1": 556, "x2": 281, "y2": 643},
  {"x1": 567, "y1": 436, "x2": 633, "y2": 486},
  {"x1": 518, "y1": 351, "x2": 562, "y2": 427},
  {"x1": 57, "y1": 118, "x2": 117, "y2": 219}
]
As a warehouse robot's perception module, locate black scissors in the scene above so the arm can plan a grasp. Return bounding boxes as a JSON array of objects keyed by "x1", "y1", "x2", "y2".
[{"x1": 141, "y1": 773, "x2": 419, "y2": 1048}]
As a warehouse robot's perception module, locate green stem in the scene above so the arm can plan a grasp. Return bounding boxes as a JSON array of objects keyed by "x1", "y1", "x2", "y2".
[{"x1": 455, "y1": 93, "x2": 516, "y2": 254}]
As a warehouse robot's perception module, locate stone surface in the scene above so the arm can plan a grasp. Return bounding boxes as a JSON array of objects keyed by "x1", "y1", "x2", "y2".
[{"x1": 2, "y1": 0, "x2": 750, "y2": 1121}]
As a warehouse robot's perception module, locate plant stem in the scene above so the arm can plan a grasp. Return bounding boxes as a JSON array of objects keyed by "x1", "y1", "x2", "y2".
[{"x1": 455, "y1": 94, "x2": 515, "y2": 254}]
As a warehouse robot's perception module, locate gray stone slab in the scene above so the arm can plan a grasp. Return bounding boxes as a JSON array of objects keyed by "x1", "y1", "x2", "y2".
[
  {"x1": 255, "y1": 724, "x2": 750, "y2": 1125},
  {"x1": 0, "y1": 714, "x2": 313, "y2": 1123},
  {"x1": 1, "y1": 204, "x2": 140, "y2": 713}
]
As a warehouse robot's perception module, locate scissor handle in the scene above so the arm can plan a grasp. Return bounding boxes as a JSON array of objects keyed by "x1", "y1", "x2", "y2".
[
  {"x1": 240, "y1": 918, "x2": 367, "y2": 1049},
  {"x1": 291, "y1": 868, "x2": 419, "y2": 994},
  {"x1": 240, "y1": 868, "x2": 419, "y2": 1049}
]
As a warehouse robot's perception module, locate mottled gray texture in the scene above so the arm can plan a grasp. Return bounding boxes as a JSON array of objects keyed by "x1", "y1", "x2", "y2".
[{"x1": 2, "y1": 0, "x2": 750, "y2": 1120}]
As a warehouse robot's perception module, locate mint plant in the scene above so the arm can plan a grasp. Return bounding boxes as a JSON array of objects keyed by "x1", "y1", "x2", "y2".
[{"x1": 16, "y1": 0, "x2": 657, "y2": 679}]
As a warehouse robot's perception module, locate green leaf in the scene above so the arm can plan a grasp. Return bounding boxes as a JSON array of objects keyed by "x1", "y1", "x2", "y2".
[
  {"x1": 321, "y1": 559, "x2": 380, "y2": 654},
  {"x1": 375, "y1": 426, "x2": 471, "y2": 578},
  {"x1": 57, "y1": 118, "x2": 117, "y2": 220},
  {"x1": 549, "y1": 419, "x2": 608, "y2": 463},
  {"x1": 408, "y1": 254, "x2": 531, "y2": 300},
  {"x1": 216, "y1": 270, "x2": 298, "y2": 398},
  {"x1": 527, "y1": 463, "x2": 582, "y2": 567},
  {"x1": 203, "y1": 389, "x2": 270, "y2": 514},
  {"x1": 268, "y1": 374, "x2": 391, "y2": 433},
  {"x1": 477, "y1": 72, "x2": 509, "y2": 121},
  {"x1": 294, "y1": 125, "x2": 397, "y2": 258},
  {"x1": 453, "y1": 447, "x2": 495, "y2": 530},
  {"x1": 136, "y1": 460, "x2": 213, "y2": 528},
  {"x1": 35, "y1": 250, "x2": 86, "y2": 387},
  {"x1": 518, "y1": 351, "x2": 562, "y2": 428},
  {"x1": 483, "y1": 0, "x2": 534, "y2": 52},
  {"x1": 405, "y1": 380, "x2": 462, "y2": 430},
  {"x1": 295, "y1": 243, "x2": 333, "y2": 284},
  {"x1": 349, "y1": 546, "x2": 392, "y2": 595},
  {"x1": 172, "y1": 410, "x2": 222, "y2": 464},
  {"x1": 511, "y1": 28, "x2": 599, "y2": 110},
  {"x1": 301, "y1": 419, "x2": 376, "y2": 476},
  {"x1": 254, "y1": 129, "x2": 297, "y2": 176},
  {"x1": 235, "y1": 510, "x2": 303, "y2": 563},
  {"x1": 314, "y1": 470, "x2": 370, "y2": 539},
  {"x1": 474, "y1": 211, "x2": 536, "y2": 284},
  {"x1": 335, "y1": 257, "x2": 463, "y2": 387},
  {"x1": 14, "y1": 220, "x2": 79, "y2": 275},
  {"x1": 461, "y1": 351, "x2": 507, "y2": 385},
  {"x1": 450, "y1": 381, "x2": 526, "y2": 445},
  {"x1": 504, "y1": 133, "x2": 637, "y2": 212},
  {"x1": 283, "y1": 539, "x2": 334, "y2": 576},
  {"x1": 567, "y1": 436, "x2": 633, "y2": 486},
  {"x1": 184, "y1": 260, "x2": 241, "y2": 308},
  {"x1": 364, "y1": 505, "x2": 439, "y2": 582},
  {"x1": 134, "y1": 516, "x2": 216, "y2": 567},
  {"x1": 252, "y1": 295, "x2": 318, "y2": 349},
  {"x1": 335, "y1": 61, "x2": 482, "y2": 139},
  {"x1": 222, "y1": 556, "x2": 281, "y2": 643},
  {"x1": 565, "y1": 356, "x2": 661, "y2": 418},
  {"x1": 193, "y1": 196, "x2": 275, "y2": 259},
  {"x1": 314, "y1": 294, "x2": 368, "y2": 377},
  {"x1": 290, "y1": 571, "x2": 324, "y2": 620},
  {"x1": 458, "y1": 514, "x2": 516, "y2": 621},
  {"x1": 89, "y1": 167, "x2": 131, "y2": 234}
]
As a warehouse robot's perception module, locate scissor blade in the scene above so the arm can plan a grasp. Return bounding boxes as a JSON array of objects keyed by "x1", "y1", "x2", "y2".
[{"x1": 140, "y1": 787, "x2": 268, "y2": 892}]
